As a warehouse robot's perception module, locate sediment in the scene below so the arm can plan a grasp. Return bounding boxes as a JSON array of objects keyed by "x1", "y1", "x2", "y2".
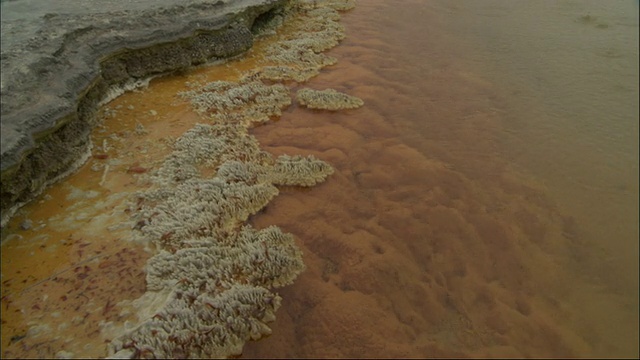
[{"x1": 0, "y1": 0, "x2": 288, "y2": 227}]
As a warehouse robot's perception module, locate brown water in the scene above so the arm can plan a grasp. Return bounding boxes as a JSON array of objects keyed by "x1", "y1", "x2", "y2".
[
  {"x1": 1, "y1": 0, "x2": 638, "y2": 358},
  {"x1": 242, "y1": 0, "x2": 639, "y2": 358}
]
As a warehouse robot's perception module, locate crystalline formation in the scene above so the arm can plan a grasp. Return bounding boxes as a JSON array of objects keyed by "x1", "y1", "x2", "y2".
[
  {"x1": 296, "y1": 88, "x2": 364, "y2": 110},
  {"x1": 107, "y1": 1, "x2": 361, "y2": 358}
]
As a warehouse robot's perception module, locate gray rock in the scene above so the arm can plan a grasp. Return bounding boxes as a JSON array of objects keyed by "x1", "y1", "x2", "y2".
[
  {"x1": 0, "y1": 0, "x2": 288, "y2": 227},
  {"x1": 19, "y1": 218, "x2": 32, "y2": 230}
]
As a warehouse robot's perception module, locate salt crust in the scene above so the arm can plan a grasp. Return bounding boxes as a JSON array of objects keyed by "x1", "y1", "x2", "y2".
[
  {"x1": 296, "y1": 87, "x2": 364, "y2": 110},
  {"x1": 106, "y1": 1, "x2": 358, "y2": 358}
]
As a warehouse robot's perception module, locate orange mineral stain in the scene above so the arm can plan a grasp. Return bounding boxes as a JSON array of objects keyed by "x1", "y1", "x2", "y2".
[
  {"x1": 0, "y1": 28, "x2": 286, "y2": 359},
  {"x1": 2, "y1": 1, "x2": 637, "y2": 359}
]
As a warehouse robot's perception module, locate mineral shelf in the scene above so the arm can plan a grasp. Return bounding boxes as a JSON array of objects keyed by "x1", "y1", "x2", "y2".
[{"x1": 0, "y1": 0, "x2": 288, "y2": 228}]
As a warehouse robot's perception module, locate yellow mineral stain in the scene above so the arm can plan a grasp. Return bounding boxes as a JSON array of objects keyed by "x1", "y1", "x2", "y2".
[
  {"x1": 0, "y1": 20, "x2": 292, "y2": 359},
  {"x1": 5, "y1": 1, "x2": 632, "y2": 359}
]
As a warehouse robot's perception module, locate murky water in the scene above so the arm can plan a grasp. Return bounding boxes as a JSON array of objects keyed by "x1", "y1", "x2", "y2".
[
  {"x1": 243, "y1": 0, "x2": 639, "y2": 358},
  {"x1": 432, "y1": 0, "x2": 639, "y2": 291},
  {"x1": 1, "y1": 0, "x2": 638, "y2": 358}
]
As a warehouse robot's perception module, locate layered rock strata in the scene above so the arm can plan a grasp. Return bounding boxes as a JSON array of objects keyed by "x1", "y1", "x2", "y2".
[{"x1": 0, "y1": 0, "x2": 288, "y2": 227}]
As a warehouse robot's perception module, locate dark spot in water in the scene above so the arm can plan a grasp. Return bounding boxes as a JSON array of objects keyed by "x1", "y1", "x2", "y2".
[
  {"x1": 577, "y1": 14, "x2": 597, "y2": 24},
  {"x1": 561, "y1": 216, "x2": 579, "y2": 240},
  {"x1": 321, "y1": 258, "x2": 339, "y2": 282},
  {"x1": 9, "y1": 334, "x2": 26, "y2": 345},
  {"x1": 338, "y1": 281, "x2": 354, "y2": 292},
  {"x1": 372, "y1": 243, "x2": 385, "y2": 254}
]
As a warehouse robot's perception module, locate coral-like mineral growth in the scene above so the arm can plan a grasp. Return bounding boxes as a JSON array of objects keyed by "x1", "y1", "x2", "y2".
[
  {"x1": 178, "y1": 80, "x2": 291, "y2": 125},
  {"x1": 107, "y1": 1, "x2": 356, "y2": 358},
  {"x1": 217, "y1": 155, "x2": 334, "y2": 188},
  {"x1": 296, "y1": 88, "x2": 364, "y2": 110},
  {"x1": 239, "y1": 0, "x2": 355, "y2": 83},
  {"x1": 109, "y1": 226, "x2": 302, "y2": 358},
  {"x1": 270, "y1": 154, "x2": 335, "y2": 186}
]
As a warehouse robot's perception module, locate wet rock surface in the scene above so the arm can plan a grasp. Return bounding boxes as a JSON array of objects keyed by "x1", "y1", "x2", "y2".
[{"x1": 0, "y1": 0, "x2": 287, "y2": 227}]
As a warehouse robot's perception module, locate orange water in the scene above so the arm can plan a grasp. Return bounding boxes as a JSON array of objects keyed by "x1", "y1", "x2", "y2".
[
  {"x1": 2, "y1": 1, "x2": 638, "y2": 358},
  {"x1": 242, "y1": 0, "x2": 638, "y2": 357}
]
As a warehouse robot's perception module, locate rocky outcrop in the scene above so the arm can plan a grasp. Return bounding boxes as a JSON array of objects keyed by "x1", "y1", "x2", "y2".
[{"x1": 0, "y1": 0, "x2": 288, "y2": 227}]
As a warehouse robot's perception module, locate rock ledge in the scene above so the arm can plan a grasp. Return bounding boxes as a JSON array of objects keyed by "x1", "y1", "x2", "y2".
[{"x1": 0, "y1": 0, "x2": 288, "y2": 227}]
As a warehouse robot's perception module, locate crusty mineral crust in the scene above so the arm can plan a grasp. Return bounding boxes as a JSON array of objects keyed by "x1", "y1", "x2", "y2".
[{"x1": 0, "y1": 0, "x2": 288, "y2": 227}]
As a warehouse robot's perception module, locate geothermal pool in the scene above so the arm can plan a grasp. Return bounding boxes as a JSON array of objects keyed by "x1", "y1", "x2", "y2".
[{"x1": 2, "y1": 0, "x2": 638, "y2": 358}]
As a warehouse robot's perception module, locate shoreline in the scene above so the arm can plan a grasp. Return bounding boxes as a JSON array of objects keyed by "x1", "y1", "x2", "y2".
[
  {"x1": 0, "y1": 0, "x2": 288, "y2": 228},
  {"x1": 1, "y1": 1, "x2": 359, "y2": 357}
]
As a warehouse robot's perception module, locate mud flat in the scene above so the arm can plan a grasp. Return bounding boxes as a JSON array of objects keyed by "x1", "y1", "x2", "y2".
[{"x1": 0, "y1": 0, "x2": 288, "y2": 228}]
